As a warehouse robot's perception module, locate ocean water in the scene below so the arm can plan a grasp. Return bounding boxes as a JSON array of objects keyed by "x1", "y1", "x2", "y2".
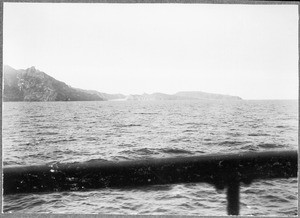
[{"x1": 2, "y1": 100, "x2": 298, "y2": 215}]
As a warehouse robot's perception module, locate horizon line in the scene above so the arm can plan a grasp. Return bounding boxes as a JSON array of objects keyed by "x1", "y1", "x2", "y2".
[{"x1": 3, "y1": 64, "x2": 298, "y2": 101}]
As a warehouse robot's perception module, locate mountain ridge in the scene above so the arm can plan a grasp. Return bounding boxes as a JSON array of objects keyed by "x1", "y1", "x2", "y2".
[{"x1": 3, "y1": 65, "x2": 243, "y2": 102}]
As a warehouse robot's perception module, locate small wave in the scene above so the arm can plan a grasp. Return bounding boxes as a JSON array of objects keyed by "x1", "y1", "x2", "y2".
[
  {"x1": 22, "y1": 142, "x2": 33, "y2": 146},
  {"x1": 219, "y1": 140, "x2": 244, "y2": 146},
  {"x1": 160, "y1": 148, "x2": 194, "y2": 154},
  {"x1": 257, "y1": 143, "x2": 284, "y2": 149},
  {"x1": 227, "y1": 132, "x2": 242, "y2": 137},
  {"x1": 121, "y1": 148, "x2": 157, "y2": 155},
  {"x1": 86, "y1": 137, "x2": 98, "y2": 141},
  {"x1": 29, "y1": 115, "x2": 44, "y2": 118},
  {"x1": 152, "y1": 208, "x2": 169, "y2": 213},
  {"x1": 182, "y1": 129, "x2": 197, "y2": 133},
  {"x1": 263, "y1": 194, "x2": 290, "y2": 203},
  {"x1": 135, "y1": 112, "x2": 159, "y2": 115},
  {"x1": 248, "y1": 133, "x2": 270, "y2": 136},
  {"x1": 118, "y1": 143, "x2": 134, "y2": 147},
  {"x1": 112, "y1": 156, "x2": 132, "y2": 161},
  {"x1": 276, "y1": 125, "x2": 286, "y2": 128},
  {"x1": 20, "y1": 130, "x2": 34, "y2": 133},
  {"x1": 178, "y1": 122, "x2": 202, "y2": 126},
  {"x1": 240, "y1": 144, "x2": 259, "y2": 151},
  {"x1": 244, "y1": 188, "x2": 264, "y2": 195},
  {"x1": 47, "y1": 138, "x2": 77, "y2": 144},
  {"x1": 135, "y1": 148, "x2": 158, "y2": 155},
  {"x1": 117, "y1": 124, "x2": 142, "y2": 128},
  {"x1": 169, "y1": 138, "x2": 191, "y2": 143},
  {"x1": 249, "y1": 124, "x2": 260, "y2": 128},
  {"x1": 36, "y1": 132, "x2": 59, "y2": 136},
  {"x1": 39, "y1": 125, "x2": 58, "y2": 129},
  {"x1": 179, "y1": 203, "x2": 194, "y2": 209},
  {"x1": 85, "y1": 158, "x2": 109, "y2": 163}
]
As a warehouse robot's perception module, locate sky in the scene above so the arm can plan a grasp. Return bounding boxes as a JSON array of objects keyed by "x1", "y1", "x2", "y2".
[{"x1": 3, "y1": 3, "x2": 298, "y2": 99}]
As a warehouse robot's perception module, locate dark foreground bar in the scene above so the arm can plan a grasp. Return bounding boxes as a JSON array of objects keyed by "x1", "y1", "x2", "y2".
[{"x1": 3, "y1": 150, "x2": 298, "y2": 215}]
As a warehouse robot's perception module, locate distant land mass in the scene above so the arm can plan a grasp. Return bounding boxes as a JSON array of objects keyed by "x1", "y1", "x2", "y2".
[
  {"x1": 3, "y1": 65, "x2": 242, "y2": 102},
  {"x1": 174, "y1": 91, "x2": 242, "y2": 101}
]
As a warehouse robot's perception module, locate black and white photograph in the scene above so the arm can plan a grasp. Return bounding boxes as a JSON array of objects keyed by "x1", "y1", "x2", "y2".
[{"x1": 2, "y1": 2, "x2": 298, "y2": 216}]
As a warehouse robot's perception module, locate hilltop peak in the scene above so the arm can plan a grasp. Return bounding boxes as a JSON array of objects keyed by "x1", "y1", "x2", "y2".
[
  {"x1": 26, "y1": 66, "x2": 38, "y2": 72},
  {"x1": 29, "y1": 66, "x2": 36, "y2": 70}
]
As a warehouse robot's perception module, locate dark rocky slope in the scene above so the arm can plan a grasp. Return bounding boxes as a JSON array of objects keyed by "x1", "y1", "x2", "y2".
[{"x1": 3, "y1": 66, "x2": 104, "y2": 102}]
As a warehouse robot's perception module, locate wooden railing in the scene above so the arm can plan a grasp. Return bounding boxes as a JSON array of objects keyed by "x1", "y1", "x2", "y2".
[{"x1": 3, "y1": 150, "x2": 297, "y2": 215}]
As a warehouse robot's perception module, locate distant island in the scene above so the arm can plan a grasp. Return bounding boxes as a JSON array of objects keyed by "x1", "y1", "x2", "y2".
[{"x1": 3, "y1": 65, "x2": 242, "y2": 102}]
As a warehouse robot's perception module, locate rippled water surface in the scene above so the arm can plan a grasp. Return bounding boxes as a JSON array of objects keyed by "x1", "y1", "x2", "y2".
[{"x1": 2, "y1": 100, "x2": 298, "y2": 215}]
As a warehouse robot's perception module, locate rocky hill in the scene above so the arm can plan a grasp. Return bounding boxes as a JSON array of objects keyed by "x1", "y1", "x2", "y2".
[{"x1": 3, "y1": 65, "x2": 104, "y2": 102}]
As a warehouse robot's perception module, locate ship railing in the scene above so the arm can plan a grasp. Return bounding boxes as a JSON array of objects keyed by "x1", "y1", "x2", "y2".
[{"x1": 3, "y1": 150, "x2": 298, "y2": 215}]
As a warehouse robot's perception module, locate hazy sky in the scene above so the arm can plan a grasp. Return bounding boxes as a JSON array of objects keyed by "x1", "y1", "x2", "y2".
[{"x1": 3, "y1": 3, "x2": 298, "y2": 99}]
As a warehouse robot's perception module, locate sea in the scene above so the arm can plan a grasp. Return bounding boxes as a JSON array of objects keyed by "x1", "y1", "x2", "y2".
[{"x1": 2, "y1": 100, "x2": 298, "y2": 216}]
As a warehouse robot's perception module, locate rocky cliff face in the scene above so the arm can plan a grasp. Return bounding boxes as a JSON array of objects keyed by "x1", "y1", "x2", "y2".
[{"x1": 3, "y1": 66, "x2": 104, "y2": 102}]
